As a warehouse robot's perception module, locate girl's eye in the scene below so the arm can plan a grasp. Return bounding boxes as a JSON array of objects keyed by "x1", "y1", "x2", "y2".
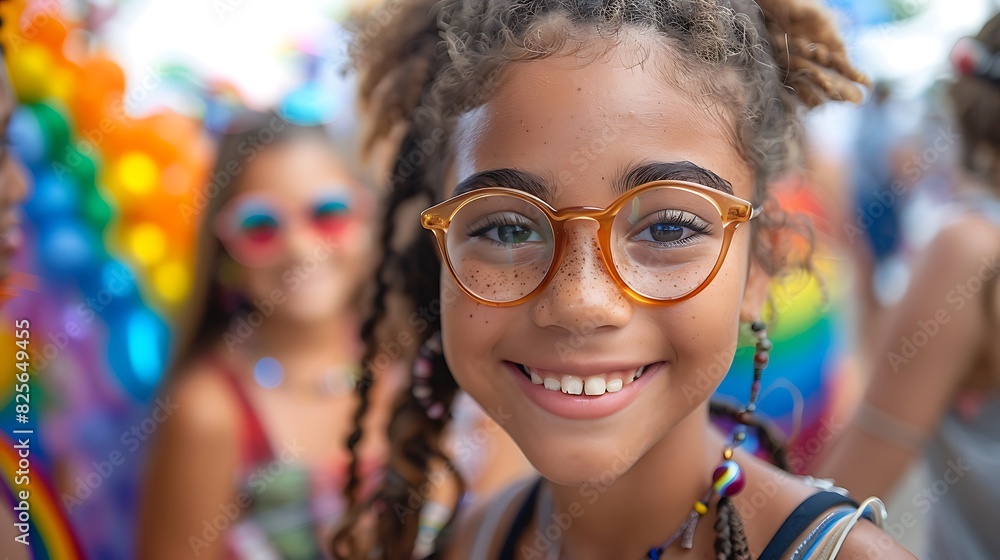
[
  {"x1": 314, "y1": 199, "x2": 350, "y2": 219},
  {"x1": 467, "y1": 213, "x2": 545, "y2": 245},
  {"x1": 239, "y1": 212, "x2": 279, "y2": 243},
  {"x1": 312, "y1": 199, "x2": 351, "y2": 231},
  {"x1": 629, "y1": 211, "x2": 712, "y2": 246}
]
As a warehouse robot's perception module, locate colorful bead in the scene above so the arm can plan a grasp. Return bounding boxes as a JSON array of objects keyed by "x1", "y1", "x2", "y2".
[
  {"x1": 694, "y1": 501, "x2": 709, "y2": 515},
  {"x1": 427, "y1": 402, "x2": 445, "y2": 419},
  {"x1": 754, "y1": 351, "x2": 769, "y2": 365},
  {"x1": 757, "y1": 338, "x2": 773, "y2": 351},
  {"x1": 712, "y1": 460, "x2": 746, "y2": 497},
  {"x1": 736, "y1": 410, "x2": 755, "y2": 424},
  {"x1": 413, "y1": 385, "x2": 432, "y2": 400},
  {"x1": 723, "y1": 448, "x2": 733, "y2": 460},
  {"x1": 414, "y1": 357, "x2": 432, "y2": 378},
  {"x1": 750, "y1": 321, "x2": 766, "y2": 332}
]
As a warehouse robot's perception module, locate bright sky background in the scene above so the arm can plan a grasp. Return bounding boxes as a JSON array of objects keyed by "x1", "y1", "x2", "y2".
[
  {"x1": 93, "y1": 0, "x2": 998, "y2": 112},
  {"x1": 102, "y1": 0, "x2": 355, "y2": 109}
]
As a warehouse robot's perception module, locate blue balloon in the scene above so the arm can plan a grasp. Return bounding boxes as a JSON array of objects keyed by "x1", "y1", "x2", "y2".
[
  {"x1": 8, "y1": 107, "x2": 46, "y2": 169},
  {"x1": 79, "y1": 260, "x2": 142, "y2": 316},
  {"x1": 106, "y1": 305, "x2": 170, "y2": 399},
  {"x1": 25, "y1": 171, "x2": 79, "y2": 220},
  {"x1": 37, "y1": 220, "x2": 97, "y2": 278}
]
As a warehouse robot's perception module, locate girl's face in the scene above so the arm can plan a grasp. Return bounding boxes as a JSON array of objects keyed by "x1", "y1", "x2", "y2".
[
  {"x1": 440, "y1": 46, "x2": 767, "y2": 485},
  {"x1": 219, "y1": 137, "x2": 373, "y2": 323}
]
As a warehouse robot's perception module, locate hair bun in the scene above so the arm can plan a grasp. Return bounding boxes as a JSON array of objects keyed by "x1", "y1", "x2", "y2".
[
  {"x1": 951, "y1": 36, "x2": 1000, "y2": 85},
  {"x1": 754, "y1": 0, "x2": 870, "y2": 107}
]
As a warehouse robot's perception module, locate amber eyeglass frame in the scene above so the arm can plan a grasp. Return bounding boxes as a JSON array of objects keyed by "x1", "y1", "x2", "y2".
[{"x1": 420, "y1": 179, "x2": 763, "y2": 307}]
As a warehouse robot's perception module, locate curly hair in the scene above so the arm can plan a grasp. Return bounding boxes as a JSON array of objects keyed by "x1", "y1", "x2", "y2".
[{"x1": 334, "y1": 1, "x2": 868, "y2": 559}]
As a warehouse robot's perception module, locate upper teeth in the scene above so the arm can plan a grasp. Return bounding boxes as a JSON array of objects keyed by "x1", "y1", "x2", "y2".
[{"x1": 526, "y1": 365, "x2": 646, "y2": 396}]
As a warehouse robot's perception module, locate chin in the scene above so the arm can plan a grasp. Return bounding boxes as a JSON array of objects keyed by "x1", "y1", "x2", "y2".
[
  {"x1": 282, "y1": 297, "x2": 343, "y2": 323},
  {"x1": 518, "y1": 435, "x2": 643, "y2": 488}
]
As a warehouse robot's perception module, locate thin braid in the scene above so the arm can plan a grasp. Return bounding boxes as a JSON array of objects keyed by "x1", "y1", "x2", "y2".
[
  {"x1": 714, "y1": 497, "x2": 752, "y2": 560},
  {"x1": 342, "y1": 185, "x2": 399, "y2": 508}
]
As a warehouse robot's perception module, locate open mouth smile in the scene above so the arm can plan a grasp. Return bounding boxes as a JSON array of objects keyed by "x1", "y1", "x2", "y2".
[
  {"x1": 514, "y1": 363, "x2": 648, "y2": 396},
  {"x1": 505, "y1": 361, "x2": 663, "y2": 420}
]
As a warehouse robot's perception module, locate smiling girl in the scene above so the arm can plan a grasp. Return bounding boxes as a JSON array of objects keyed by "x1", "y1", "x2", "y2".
[{"x1": 335, "y1": 1, "x2": 916, "y2": 558}]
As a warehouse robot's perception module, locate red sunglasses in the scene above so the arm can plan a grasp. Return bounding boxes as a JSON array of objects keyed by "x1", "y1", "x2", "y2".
[{"x1": 214, "y1": 188, "x2": 367, "y2": 267}]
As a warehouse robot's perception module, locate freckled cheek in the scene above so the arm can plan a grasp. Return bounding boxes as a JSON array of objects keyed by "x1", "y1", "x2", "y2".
[
  {"x1": 655, "y1": 246, "x2": 746, "y2": 390},
  {"x1": 439, "y1": 273, "x2": 507, "y2": 383}
]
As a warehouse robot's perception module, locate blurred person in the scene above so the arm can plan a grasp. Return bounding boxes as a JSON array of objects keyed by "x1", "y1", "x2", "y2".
[
  {"x1": 817, "y1": 13, "x2": 1000, "y2": 559},
  {"x1": 136, "y1": 111, "x2": 398, "y2": 560},
  {"x1": 0, "y1": 38, "x2": 33, "y2": 560}
]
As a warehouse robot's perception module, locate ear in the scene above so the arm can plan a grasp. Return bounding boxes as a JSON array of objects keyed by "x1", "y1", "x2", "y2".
[{"x1": 740, "y1": 259, "x2": 771, "y2": 322}]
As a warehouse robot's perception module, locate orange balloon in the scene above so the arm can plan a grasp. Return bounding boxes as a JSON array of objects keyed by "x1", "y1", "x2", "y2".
[
  {"x1": 79, "y1": 56, "x2": 127, "y2": 97},
  {"x1": 67, "y1": 79, "x2": 119, "y2": 135},
  {"x1": 19, "y1": 7, "x2": 69, "y2": 52}
]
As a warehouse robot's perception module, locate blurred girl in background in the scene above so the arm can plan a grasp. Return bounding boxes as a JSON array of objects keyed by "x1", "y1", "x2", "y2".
[
  {"x1": 818, "y1": 13, "x2": 1000, "y2": 559},
  {"x1": 137, "y1": 111, "x2": 398, "y2": 559}
]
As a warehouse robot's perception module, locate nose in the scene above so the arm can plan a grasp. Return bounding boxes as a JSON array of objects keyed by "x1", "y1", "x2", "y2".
[
  {"x1": 531, "y1": 219, "x2": 632, "y2": 333},
  {"x1": 284, "y1": 217, "x2": 326, "y2": 262}
]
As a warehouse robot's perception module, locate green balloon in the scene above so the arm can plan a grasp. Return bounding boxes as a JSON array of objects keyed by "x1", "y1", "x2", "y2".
[
  {"x1": 81, "y1": 186, "x2": 115, "y2": 232},
  {"x1": 61, "y1": 145, "x2": 99, "y2": 189},
  {"x1": 28, "y1": 102, "x2": 72, "y2": 162}
]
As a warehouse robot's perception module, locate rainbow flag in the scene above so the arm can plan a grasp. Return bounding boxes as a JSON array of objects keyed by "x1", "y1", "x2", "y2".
[{"x1": 0, "y1": 432, "x2": 84, "y2": 559}]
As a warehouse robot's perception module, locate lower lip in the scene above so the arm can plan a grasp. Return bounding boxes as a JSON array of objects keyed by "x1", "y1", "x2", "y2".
[{"x1": 505, "y1": 361, "x2": 661, "y2": 420}]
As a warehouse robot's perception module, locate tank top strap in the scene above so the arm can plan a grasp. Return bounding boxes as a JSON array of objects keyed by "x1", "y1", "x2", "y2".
[{"x1": 207, "y1": 354, "x2": 275, "y2": 467}]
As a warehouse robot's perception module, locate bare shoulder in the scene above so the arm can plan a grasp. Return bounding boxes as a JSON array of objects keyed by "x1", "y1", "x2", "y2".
[
  {"x1": 162, "y1": 358, "x2": 243, "y2": 441},
  {"x1": 835, "y1": 518, "x2": 917, "y2": 559},
  {"x1": 732, "y1": 454, "x2": 818, "y2": 556},
  {"x1": 925, "y1": 216, "x2": 1000, "y2": 273}
]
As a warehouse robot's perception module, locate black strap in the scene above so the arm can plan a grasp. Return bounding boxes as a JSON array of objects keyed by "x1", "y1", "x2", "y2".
[
  {"x1": 497, "y1": 478, "x2": 545, "y2": 560},
  {"x1": 758, "y1": 491, "x2": 860, "y2": 560}
]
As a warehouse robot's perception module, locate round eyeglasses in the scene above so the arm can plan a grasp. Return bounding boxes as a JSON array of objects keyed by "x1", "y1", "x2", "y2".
[{"x1": 420, "y1": 180, "x2": 762, "y2": 307}]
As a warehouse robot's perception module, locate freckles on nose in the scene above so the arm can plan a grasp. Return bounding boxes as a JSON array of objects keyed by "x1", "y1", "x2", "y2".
[{"x1": 550, "y1": 228, "x2": 625, "y2": 305}]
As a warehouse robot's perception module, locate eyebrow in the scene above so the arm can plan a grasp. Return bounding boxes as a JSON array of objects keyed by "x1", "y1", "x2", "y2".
[
  {"x1": 615, "y1": 161, "x2": 734, "y2": 195},
  {"x1": 451, "y1": 160, "x2": 734, "y2": 200},
  {"x1": 453, "y1": 168, "x2": 552, "y2": 199}
]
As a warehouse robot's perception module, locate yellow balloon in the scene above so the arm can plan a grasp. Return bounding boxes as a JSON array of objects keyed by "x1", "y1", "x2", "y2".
[
  {"x1": 8, "y1": 43, "x2": 53, "y2": 103},
  {"x1": 128, "y1": 223, "x2": 167, "y2": 266},
  {"x1": 152, "y1": 260, "x2": 190, "y2": 304},
  {"x1": 117, "y1": 152, "x2": 159, "y2": 196},
  {"x1": 47, "y1": 67, "x2": 77, "y2": 104}
]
